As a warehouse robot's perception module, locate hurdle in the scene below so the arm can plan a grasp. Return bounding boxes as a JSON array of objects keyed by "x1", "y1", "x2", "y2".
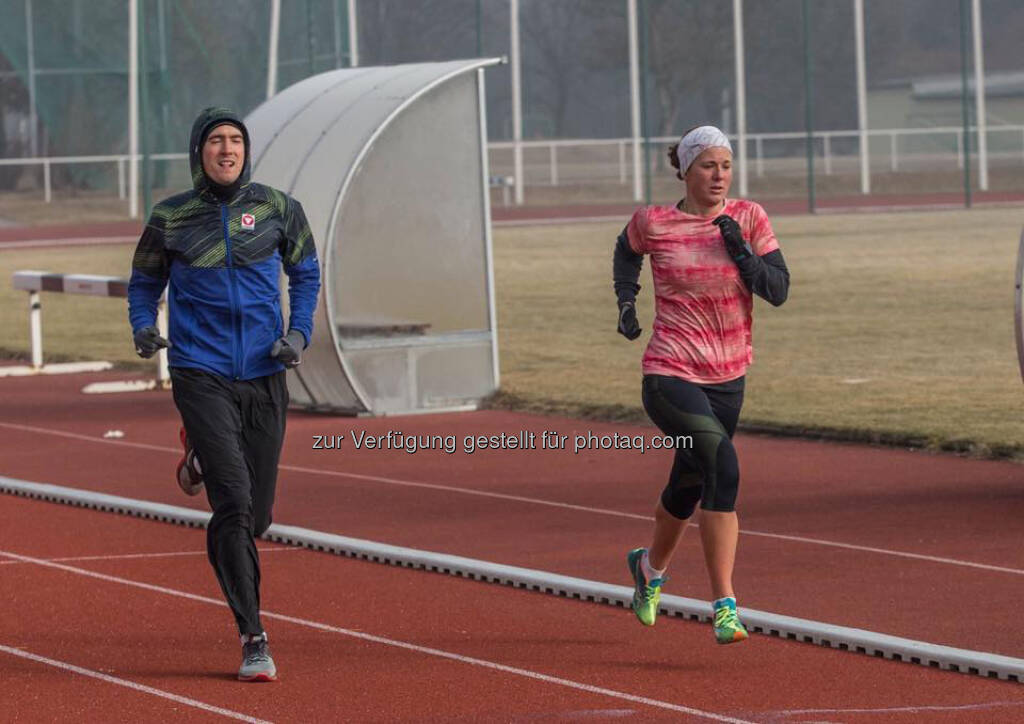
[{"x1": 6, "y1": 270, "x2": 168, "y2": 392}]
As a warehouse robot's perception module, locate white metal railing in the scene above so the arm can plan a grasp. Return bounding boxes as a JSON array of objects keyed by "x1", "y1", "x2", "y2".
[
  {"x1": 3, "y1": 124, "x2": 1024, "y2": 210},
  {"x1": 489, "y1": 125, "x2": 1024, "y2": 188},
  {"x1": 0, "y1": 152, "x2": 188, "y2": 205}
]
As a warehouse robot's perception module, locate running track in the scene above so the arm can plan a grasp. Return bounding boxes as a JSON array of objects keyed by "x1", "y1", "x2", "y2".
[
  {"x1": 3, "y1": 189, "x2": 1024, "y2": 249},
  {"x1": 1, "y1": 369, "x2": 1022, "y2": 721}
]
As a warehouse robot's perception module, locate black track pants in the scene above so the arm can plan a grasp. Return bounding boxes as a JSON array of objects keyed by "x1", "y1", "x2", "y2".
[{"x1": 170, "y1": 367, "x2": 288, "y2": 636}]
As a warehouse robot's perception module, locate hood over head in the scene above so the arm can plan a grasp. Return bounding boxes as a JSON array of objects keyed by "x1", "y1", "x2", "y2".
[{"x1": 189, "y1": 106, "x2": 251, "y2": 196}]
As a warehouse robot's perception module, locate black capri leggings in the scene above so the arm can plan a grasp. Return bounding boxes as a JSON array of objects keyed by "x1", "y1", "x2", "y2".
[{"x1": 641, "y1": 374, "x2": 744, "y2": 519}]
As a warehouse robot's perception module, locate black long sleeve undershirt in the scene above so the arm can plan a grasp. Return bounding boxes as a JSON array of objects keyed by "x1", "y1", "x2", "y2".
[
  {"x1": 612, "y1": 227, "x2": 790, "y2": 306},
  {"x1": 612, "y1": 228, "x2": 643, "y2": 305},
  {"x1": 735, "y1": 248, "x2": 789, "y2": 306}
]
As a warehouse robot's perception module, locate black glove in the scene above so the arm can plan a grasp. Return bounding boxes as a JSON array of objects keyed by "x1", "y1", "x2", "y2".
[
  {"x1": 270, "y1": 329, "x2": 306, "y2": 368},
  {"x1": 133, "y1": 325, "x2": 170, "y2": 359},
  {"x1": 617, "y1": 300, "x2": 642, "y2": 340},
  {"x1": 712, "y1": 214, "x2": 753, "y2": 261}
]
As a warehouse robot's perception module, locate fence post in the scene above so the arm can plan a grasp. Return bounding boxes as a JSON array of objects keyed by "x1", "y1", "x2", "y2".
[
  {"x1": 43, "y1": 159, "x2": 51, "y2": 203},
  {"x1": 118, "y1": 158, "x2": 126, "y2": 200},
  {"x1": 29, "y1": 290, "x2": 43, "y2": 369},
  {"x1": 756, "y1": 136, "x2": 764, "y2": 177},
  {"x1": 824, "y1": 134, "x2": 832, "y2": 175}
]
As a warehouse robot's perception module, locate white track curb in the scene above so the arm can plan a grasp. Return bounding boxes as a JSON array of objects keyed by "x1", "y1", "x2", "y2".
[{"x1": 2, "y1": 475, "x2": 1020, "y2": 684}]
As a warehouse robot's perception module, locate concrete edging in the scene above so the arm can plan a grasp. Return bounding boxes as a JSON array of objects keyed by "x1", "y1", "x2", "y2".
[{"x1": 2, "y1": 475, "x2": 1020, "y2": 684}]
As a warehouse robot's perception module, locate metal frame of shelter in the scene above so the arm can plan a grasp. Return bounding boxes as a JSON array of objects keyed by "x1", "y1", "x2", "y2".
[
  {"x1": 246, "y1": 58, "x2": 503, "y2": 415},
  {"x1": 1016, "y1": 226, "x2": 1024, "y2": 383}
]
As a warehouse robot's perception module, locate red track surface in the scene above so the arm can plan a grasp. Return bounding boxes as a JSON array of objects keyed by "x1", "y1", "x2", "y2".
[
  {"x1": 1, "y1": 370, "x2": 1023, "y2": 721},
  {"x1": 5, "y1": 495, "x2": 1024, "y2": 723}
]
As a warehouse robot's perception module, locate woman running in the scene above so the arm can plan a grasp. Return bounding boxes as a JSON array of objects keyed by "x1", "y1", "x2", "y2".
[{"x1": 613, "y1": 125, "x2": 789, "y2": 644}]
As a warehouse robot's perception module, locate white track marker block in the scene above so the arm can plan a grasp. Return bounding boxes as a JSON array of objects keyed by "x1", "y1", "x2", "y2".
[
  {"x1": 0, "y1": 361, "x2": 113, "y2": 378},
  {"x1": 81, "y1": 379, "x2": 161, "y2": 394}
]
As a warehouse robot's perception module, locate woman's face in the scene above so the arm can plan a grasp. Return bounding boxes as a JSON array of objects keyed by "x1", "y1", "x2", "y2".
[{"x1": 684, "y1": 147, "x2": 733, "y2": 208}]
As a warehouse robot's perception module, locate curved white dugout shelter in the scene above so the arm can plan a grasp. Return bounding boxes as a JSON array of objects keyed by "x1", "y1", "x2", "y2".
[{"x1": 245, "y1": 58, "x2": 503, "y2": 414}]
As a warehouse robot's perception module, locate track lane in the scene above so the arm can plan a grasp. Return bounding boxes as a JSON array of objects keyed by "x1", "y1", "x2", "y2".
[
  {"x1": 4, "y1": 495, "x2": 1024, "y2": 723},
  {"x1": 0, "y1": 497, "x2": 745, "y2": 723},
  {"x1": 0, "y1": 372, "x2": 1022, "y2": 660},
  {"x1": 0, "y1": 644, "x2": 267, "y2": 723}
]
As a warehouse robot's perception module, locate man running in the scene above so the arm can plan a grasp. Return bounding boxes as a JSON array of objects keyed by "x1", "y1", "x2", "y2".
[{"x1": 128, "y1": 106, "x2": 321, "y2": 681}]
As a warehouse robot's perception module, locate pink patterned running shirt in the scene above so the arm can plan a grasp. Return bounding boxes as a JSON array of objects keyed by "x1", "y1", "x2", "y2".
[{"x1": 626, "y1": 199, "x2": 780, "y2": 384}]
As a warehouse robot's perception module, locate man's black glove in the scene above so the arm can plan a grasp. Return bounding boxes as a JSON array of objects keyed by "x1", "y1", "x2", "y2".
[
  {"x1": 617, "y1": 300, "x2": 642, "y2": 340},
  {"x1": 712, "y1": 214, "x2": 753, "y2": 261},
  {"x1": 270, "y1": 329, "x2": 306, "y2": 368},
  {"x1": 133, "y1": 325, "x2": 170, "y2": 359}
]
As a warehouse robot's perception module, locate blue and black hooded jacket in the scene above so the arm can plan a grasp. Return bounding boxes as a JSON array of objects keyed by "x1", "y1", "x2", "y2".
[{"x1": 128, "y1": 107, "x2": 321, "y2": 380}]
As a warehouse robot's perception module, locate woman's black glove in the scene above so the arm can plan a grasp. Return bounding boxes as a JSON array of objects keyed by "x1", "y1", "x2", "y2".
[
  {"x1": 617, "y1": 300, "x2": 642, "y2": 340},
  {"x1": 712, "y1": 214, "x2": 753, "y2": 261}
]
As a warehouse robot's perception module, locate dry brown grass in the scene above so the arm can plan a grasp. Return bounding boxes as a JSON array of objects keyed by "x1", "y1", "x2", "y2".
[
  {"x1": 2, "y1": 206, "x2": 1023, "y2": 457},
  {"x1": 491, "y1": 206, "x2": 1024, "y2": 458},
  {"x1": 0, "y1": 244, "x2": 146, "y2": 368}
]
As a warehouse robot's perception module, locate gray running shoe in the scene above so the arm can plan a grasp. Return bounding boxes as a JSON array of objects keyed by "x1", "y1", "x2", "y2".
[{"x1": 238, "y1": 633, "x2": 277, "y2": 682}]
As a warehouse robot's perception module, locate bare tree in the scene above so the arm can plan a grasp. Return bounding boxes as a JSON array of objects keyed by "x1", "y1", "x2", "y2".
[{"x1": 644, "y1": 0, "x2": 733, "y2": 136}]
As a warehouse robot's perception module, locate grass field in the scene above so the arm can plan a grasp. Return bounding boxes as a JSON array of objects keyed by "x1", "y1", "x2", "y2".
[
  {"x1": 491, "y1": 207, "x2": 1024, "y2": 458},
  {"x1": 2, "y1": 206, "x2": 1023, "y2": 458},
  {"x1": 0, "y1": 245, "x2": 140, "y2": 367}
]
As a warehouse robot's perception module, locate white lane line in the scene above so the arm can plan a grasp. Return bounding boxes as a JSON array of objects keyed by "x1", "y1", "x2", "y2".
[
  {"x1": 0, "y1": 421, "x2": 172, "y2": 453},
  {"x1": 0, "y1": 549, "x2": 753, "y2": 724},
  {"x1": 281, "y1": 462, "x2": 655, "y2": 521},
  {"x1": 281, "y1": 466, "x2": 1024, "y2": 576},
  {"x1": 4, "y1": 482, "x2": 1022, "y2": 683},
  {"x1": 1, "y1": 419, "x2": 1020, "y2": 576},
  {"x1": 767, "y1": 700, "x2": 1024, "y2": 717},
  {"x1": 737, "y1": 530, "x2": 1024, "y2": 575},
  {"x1": 0, "y1": 643, "x2": 271, "y2": 724},
  {"x1": 0, "y1": 547, "x2": 300, "y2": 566}
]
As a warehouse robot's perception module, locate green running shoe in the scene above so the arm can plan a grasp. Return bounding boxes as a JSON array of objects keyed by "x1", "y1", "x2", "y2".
[
  {"x1": 712, "y1": 597, "x2": 749, "y2": 645},
  {"x1": 626, "y1": 547, "x2": 664, "y2": 626}
]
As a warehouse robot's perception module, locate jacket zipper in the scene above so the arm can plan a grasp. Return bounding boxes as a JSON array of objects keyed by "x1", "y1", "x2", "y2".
[{"x1": 221, "y1": 204, "x2": 243, "y2": 379}]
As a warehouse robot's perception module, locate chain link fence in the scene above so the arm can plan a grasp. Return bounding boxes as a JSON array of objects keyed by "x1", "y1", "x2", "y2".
[{"x1": 1, "y1": 0, "x2": 1022, "y2": 219}]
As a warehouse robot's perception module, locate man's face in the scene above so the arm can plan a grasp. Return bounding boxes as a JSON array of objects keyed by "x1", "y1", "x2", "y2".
[{"x1": 201, "y1": 124, "x2": 245, "y2": 186}]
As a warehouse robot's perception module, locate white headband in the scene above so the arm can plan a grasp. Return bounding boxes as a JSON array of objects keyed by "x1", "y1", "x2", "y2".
[{"x1": 676, "y1": 126, "x2": 733, "y2": 174}]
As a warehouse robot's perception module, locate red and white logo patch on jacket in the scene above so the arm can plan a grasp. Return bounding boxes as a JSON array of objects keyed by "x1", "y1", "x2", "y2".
[{"x1": 241, "y1": 213, "x2": 255, "y2": 231}]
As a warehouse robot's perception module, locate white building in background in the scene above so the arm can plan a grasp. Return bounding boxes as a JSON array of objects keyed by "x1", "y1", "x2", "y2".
[{"x1": 869, "y1": 70, "x2": 1024, "y2": 157}]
